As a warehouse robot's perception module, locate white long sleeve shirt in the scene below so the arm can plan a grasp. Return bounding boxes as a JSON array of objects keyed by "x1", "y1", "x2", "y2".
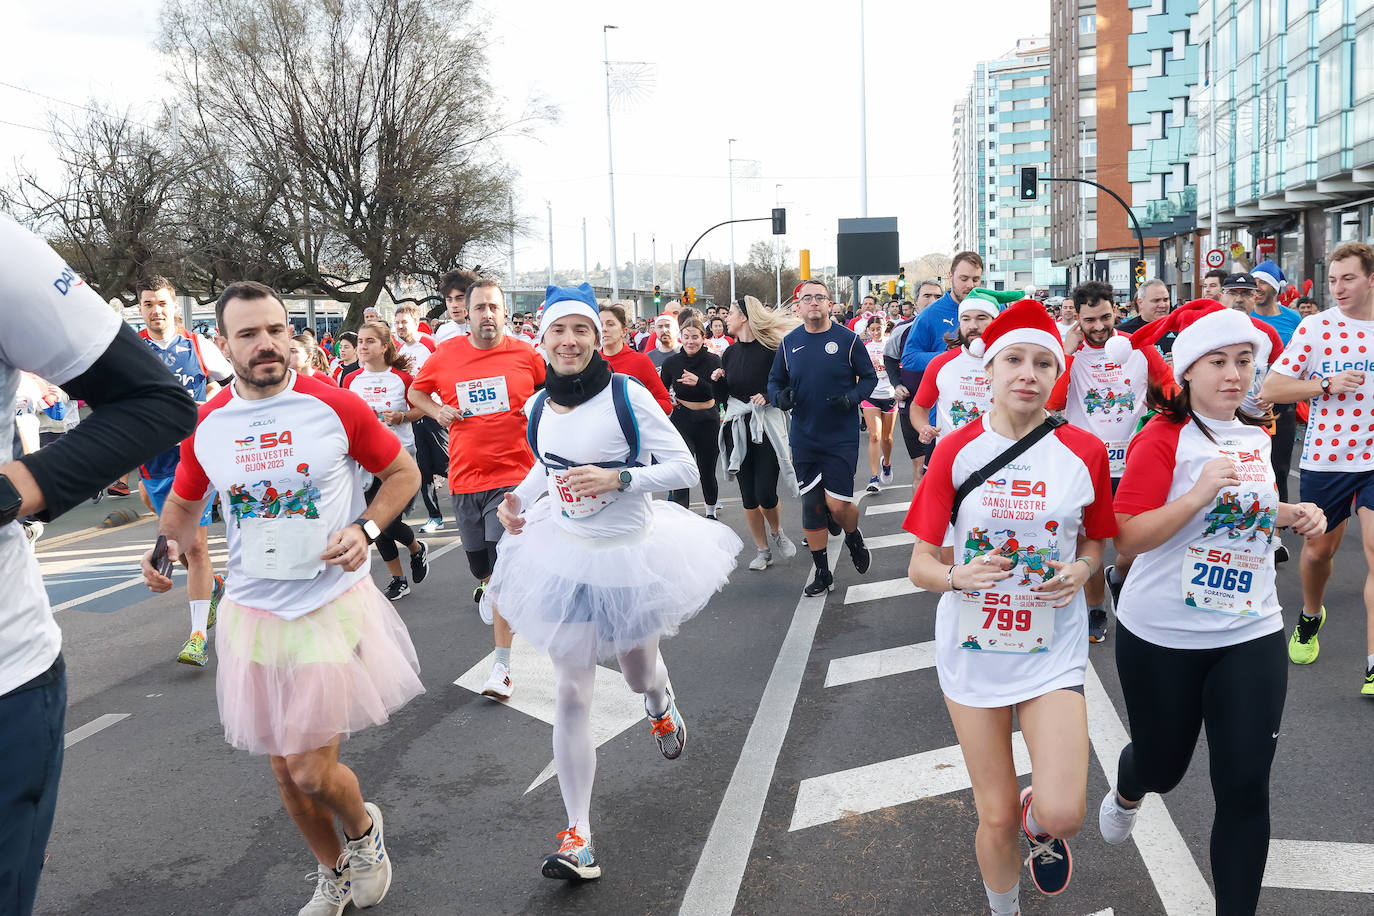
[{"x1": 514, "y1": 379, "x2": 698, "y2": 538}]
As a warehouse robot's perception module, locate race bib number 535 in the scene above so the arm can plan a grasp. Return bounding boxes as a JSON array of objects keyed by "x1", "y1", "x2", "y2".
[
  {"x1": 457, "y1": 376, "x2": 510, "y2": 416},
  {"x1": 957, "y1": 590, "x2": 1054, "y2": 654}
]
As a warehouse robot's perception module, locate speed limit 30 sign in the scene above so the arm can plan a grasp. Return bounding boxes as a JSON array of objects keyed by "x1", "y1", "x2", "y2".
[{"x1": 1205, "y1": 248, "x2": 1226, "y2": 269}]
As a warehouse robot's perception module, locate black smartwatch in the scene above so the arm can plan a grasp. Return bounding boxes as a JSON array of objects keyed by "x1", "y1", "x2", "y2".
[
  {"x1": 617, "y1": 470, "x2": 633, "y2": 491},
  {"x1": 0, "y1": 474, "x2": 21, "y2": 527},
  {"x1": 353, "y1": 517, "x2": 382, "y2": 544}
]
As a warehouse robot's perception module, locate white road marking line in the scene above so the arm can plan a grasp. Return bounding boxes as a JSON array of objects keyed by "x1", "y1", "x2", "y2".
[
  {"x1": 452, "y1": 640, "x2": 659, "y2": 794},
  {"x1": 789, "y1": 733, "x2": 1031, "y2": 832},
  {"x1": 844, "y1": 576, "x2": 921, "y2": 604},
  {"x1": 679, "y1": 542, "x2": 839, "y2": 916},
  {"x1": 1263, "y1": 839, "x2": 1374, "y2": 893},
  {"x1": 1084, "y1": 661, "x2": 1214, "y2": 913},
  {"x1": 824, "y1": 640, "x2": 937, "y2": 688},
  {"x1": 51, "y1": 577, "x2": 145, "y2": 613},
  {"x1": 64, "y1": 713, "x2": 130, "y2": 748},
  {"x1": 37, "y1": 538, "x2": 228, "y2": 559},
  {"x1": 864, "y1": 501, "x2": 909, "y2": 517},
  {"x1": 864, "y1": 531, "x2": 915, "y2": 550}
]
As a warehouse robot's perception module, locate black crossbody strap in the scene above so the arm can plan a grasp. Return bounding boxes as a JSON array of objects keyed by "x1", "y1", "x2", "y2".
[{"x1": 949, "y1": 416, "x2": 1065, "y2": 526}]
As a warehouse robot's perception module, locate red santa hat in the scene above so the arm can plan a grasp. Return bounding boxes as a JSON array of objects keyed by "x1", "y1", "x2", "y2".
[
  {"x1": 968, "y1": 299, "x2": 1066, "y2": 370},
  {"x1": 1102, "y1": 298, "x2": 1281, "y2": 384}
]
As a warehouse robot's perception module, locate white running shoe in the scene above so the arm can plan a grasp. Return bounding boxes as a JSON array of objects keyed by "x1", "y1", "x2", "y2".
[
  {"x1": 1098, "y1": 787, "x2": 1140, "y2": 845},
  {"x1": 298, "y1": 864, "x2": 351, "y2": 916},
  {"x1": 481, "y1": 661, "x2": 514, "y2": 699},
  {"x1": 748, "y1": 549, "x2": 773, "y2": 571},
  {"x1": 341, "y1": 801, "x2": 392, "y2": 907},
  {"x1": 771, "y1": 529, "x2": 798, "y2": 560},
  {"x1": 419, "y1": 517, "x2": 443, "y2": 533},
  {"x1": 879, "y1": 463, "x2": 894, "y2": 485}
]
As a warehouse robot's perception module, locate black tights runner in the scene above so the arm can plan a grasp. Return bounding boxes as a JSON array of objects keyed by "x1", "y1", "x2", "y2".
[
  {"x1": 363, "y1": 476, "x2": 417, "y2": 564},
  {"x1": 669, "y1": 406, "x2": 720, "y2": 508},
  {"x1": 1114, "y1": 623, "x2": 1286, "y2": 916}
]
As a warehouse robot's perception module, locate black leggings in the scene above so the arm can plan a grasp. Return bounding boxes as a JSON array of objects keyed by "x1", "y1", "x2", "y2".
[
  {"x1": 670, "y1": 406, "x2": 720, "y2": 508},
  {"x1": 736, "y1": 436, "x2": 781, "y2": 511},
  {"x1": 364, "y1": 476, "x2": 417, "y2": 564},
  {"x1": 1271, "y1": 403, "x2": 1296, "y2": 503},
  {"x1": 1114, "y1": 623, "x2": 1286, "y2": 916},
  {"x1": 412, "y1": 416, "x2": 449, "y2": 520}
]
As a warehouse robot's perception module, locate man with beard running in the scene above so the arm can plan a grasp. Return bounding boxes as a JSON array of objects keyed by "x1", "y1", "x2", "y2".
[
  {"x1": 768, "y1": 278, "x2": 877, "y2": 596},
  {"x1": 1049, "y1": 281, "x2": 1173, "y2": 643},
  {"x1": 408, "y1": 278, "x2": 545, "y2": 700},
  {"x1": 912, "y1": 289, "x2": 1007, "y2": 446}
]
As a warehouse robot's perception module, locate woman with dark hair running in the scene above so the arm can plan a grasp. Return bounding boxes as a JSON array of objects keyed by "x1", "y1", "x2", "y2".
[
  {"x1": 1099, "y1": 300, "x2": 1324, "y2": 916},
  {"x1": 661, "y1": 317, "x2": 724, "y2": 518},
  {"x1": 343, "y1": 322, "x2": 430, "y2": 599}
]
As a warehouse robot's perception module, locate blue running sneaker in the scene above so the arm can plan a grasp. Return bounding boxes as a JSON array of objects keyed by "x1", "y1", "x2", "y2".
[{"x1": 1021, "y1": 786, "x2": 1072, "y2": 895}]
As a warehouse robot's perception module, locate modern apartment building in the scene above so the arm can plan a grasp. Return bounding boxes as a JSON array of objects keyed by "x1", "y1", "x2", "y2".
[
  {"x1": 952, "y1": 37, "x2": 1069, "y2": 294},
  {"x1": 1193, "y1": 0, "x2": 1374, "y2": 295}
]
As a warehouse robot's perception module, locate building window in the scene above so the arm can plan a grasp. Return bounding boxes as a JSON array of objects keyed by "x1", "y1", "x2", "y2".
[
  {"x1": 1078, "y1": 14, "x2": 1096, "y2": 34},
  {"x1": 1080, "y1": 97, "x2": 1097, "y2": 117}
]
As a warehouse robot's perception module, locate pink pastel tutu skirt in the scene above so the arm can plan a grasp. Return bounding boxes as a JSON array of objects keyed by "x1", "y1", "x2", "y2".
[
  {"x1": 482, "y1": 499, "x2": 742, "y2": 666},
  {"x1": 214, "y1": 578, "x2": 424, "y2": 756}
]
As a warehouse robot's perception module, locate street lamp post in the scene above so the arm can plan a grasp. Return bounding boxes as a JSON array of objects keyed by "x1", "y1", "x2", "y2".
[
  {"x1": 728, "y1": 138, "x2": 738, "y2": 301},
  {"x1": 603, "y1": 25, "x2": 621, "y2": 302}
]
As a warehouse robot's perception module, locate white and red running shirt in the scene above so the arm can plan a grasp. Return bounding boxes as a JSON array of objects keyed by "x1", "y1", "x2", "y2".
[
  {"x1": 903, "y1": 417, "x2": 1115, "y2": 708},
  {"x1": 1048, "y1": 333, "x2": 1172, "y2": 477},
  {"x1": 1270, "y1": 311, "x2": 1374, "y2": 471},
  {"x1": 914, "y1": 347, "x2": 992, "y2": 436},
  {"x1": 172, "y1": 371, "x2": 403, "y2": 619},
  {"x1": 864, "y1": 338, "x2": 894, "y2": 400},
  {"x1": 1114, "y1": 415, "x2": 1282, "y2": 649},
  {"x1": 398, "y1": 336, "x2": 436, "y2": 374},
  {"x1": 342, "y1": 366, "x2": 415, "y2": 449}
]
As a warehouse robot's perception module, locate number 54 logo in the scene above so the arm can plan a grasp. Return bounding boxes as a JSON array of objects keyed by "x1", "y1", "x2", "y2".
[{"x1": 1009, "y1": 480, "x2": 1047, "y2": 497}]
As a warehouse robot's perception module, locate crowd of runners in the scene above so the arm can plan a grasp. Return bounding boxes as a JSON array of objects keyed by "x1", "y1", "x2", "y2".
[{"x1": 5, "y1": 208, "x2": 1374, "y2": 915}]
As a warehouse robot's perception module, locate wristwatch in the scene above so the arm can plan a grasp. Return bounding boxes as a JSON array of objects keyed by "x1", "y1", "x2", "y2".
[
  {"x1": 0, "y1": 474, "x2": 21, "y2": 527},
  {"x1": 617, "y1": 470, "x2": 633, "y2": 491},
  {"x1": 353, "y1": 517, "x2": 382, "y2": 544},
  {"x1": 1320, "y1": 376, "x2": 1332, "y2": 395}
]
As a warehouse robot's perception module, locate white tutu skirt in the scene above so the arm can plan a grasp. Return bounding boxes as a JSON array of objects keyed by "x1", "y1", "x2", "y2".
[
  {"x1": 482, "y1": 499, "x2": 742, "y2": 666},
  {"x1": 215, "y1": 579, "x2": 425, "y2": 757}
]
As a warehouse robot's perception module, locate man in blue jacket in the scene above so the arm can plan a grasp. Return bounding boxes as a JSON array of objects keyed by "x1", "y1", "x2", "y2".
[{"x1": 769, "y1": 278, "x2": 877, "y2": 597}]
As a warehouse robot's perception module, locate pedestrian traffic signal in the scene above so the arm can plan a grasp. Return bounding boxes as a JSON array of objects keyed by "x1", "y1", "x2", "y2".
[
  {"x1": 1019, "y1": 167, "x2": 1039, "y2": 201},
  {"x1": 897, "y1": 267, "x2": 906, "y2": 293},
  {"x1": 1134, "y1": 259, "x2": 1147, "y2": 286},
  {"x1": 653, "y1": 284, "x2": 662, "y2": 306},
  {"x1": 684, "y1": 286, "x2": 697, "y2": 304}
]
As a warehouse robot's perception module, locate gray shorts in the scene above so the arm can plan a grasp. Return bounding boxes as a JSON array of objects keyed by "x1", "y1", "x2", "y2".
[{"x1": 452, "y1": 486, "x2": 514, "y2": 549}]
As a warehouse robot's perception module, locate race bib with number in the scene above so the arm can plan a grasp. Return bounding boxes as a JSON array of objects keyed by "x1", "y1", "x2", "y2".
[
  {"x1": 550, "y1": 471, "x2": 617, "y2": 520},
  {"x1": 957, "y1": 588, "x2": 1054, "y2": 654},
  {"x1": 238, "y1": 516, "x2": 328, "y2": 580},
  {"x1": 1181, "y1": 546, "x2": 1266, "y2": 616},
  {"x1": 1104, "y1": 439, "x2": 1129, "y2": 477},
  {"x1": 457, "y1": 376, "x2": 510, "y2": 416}
]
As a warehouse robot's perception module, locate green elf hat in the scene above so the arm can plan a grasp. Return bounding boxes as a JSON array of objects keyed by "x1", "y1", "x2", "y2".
[{"x1": 957, "y1": 287, "x2": 1024, "y2": 319}]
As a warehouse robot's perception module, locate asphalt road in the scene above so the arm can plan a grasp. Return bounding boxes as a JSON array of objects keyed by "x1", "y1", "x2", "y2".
[{"x1": 27, "y1": 435, "x2": 1374, "y2": 916}]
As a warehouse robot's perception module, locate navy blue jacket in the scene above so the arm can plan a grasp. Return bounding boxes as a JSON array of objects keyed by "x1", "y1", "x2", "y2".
[{"x1": 767, "y1": 322, "x2": 877, "y2": 453}]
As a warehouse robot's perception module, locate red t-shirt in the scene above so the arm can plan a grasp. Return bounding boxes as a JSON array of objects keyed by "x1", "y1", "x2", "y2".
[
  {"x1": 410, "y1": 336, "x2": 546, "y2": 493},
  {"x1": 603, "y1": 346, "x2": 673, "y2": 414}
]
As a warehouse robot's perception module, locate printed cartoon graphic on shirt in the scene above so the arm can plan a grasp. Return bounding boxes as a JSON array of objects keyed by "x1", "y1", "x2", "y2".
[
  {"x1": 1179, "y1": 445, "x2": 1277, "y2": 616},
  {"x1": 949, "y1": 399, "x2": 983, "y2": 429},
  {"x1": 959, "y1": 477, "x2": 1061, "y2": 654},
  {"x1": 1082, "y1": 386, "x2": 1136, "y2": 416},
  {"x1": 225, "y1": 434, "x2": 323, "y2": 527}
]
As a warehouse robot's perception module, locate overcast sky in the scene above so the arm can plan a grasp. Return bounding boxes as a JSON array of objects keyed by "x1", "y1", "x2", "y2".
[{"x1": 3, "y1": 0, "x2": 1048, "y2": 282}]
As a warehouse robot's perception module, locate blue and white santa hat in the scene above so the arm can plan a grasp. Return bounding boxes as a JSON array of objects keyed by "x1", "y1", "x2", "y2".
[
  {"x1": 1252, "y1": 259, "x2": 1286, "y2": 292},
  {"x1": 537, "y1": 283, "x2": 601, "y2": 345}
]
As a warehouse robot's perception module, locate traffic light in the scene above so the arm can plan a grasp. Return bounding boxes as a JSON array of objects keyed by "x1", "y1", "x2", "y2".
[
  {"x1": 1134, "y1": 259, "x2": 1147, "y2": 287},
  {"x1": 897, "y1": 266, "x2": 906, "y2": 294},
  {"x1": 684, "y1": 286, "x2": 696, "y2": 304},
  {"x1": 1019, "y1": 166, "x2": 1039, "y2": 201},
  {"x1": 653, "y1": 284, "x2": 662, "y2": 307},
  {"x1": 887, "y1": 280, "x2": 897, "y2": 297},
  {"x1": 772, "y1": 207, "x2": 786, "y2": 235}
]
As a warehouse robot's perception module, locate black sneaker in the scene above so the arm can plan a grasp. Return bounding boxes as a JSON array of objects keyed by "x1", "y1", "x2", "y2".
[
  {"x1": 1021, "y1": 787, "x2": 1072, "y2": 895},
  {"x1": 1274, "y1": 533, "x2": 1290, "y2": 564},
  {"x1": 383, "y1": 577, "x2": 411, "y2": 600},
  {"x1": 803, "y1": 567, "x2": 834, "y2": 597},
  {"x1": 1088, "y1": 608, "x2": 1108, "y2": 644},
  {"x1": 1105, "y1": 564, "x2": 1124, "y2": 610},
  {"x1": 845, "y1": 529, "x2": 871, "y2": 574},
  {"x1": 409, "y1": 540, "x2": 429, "y2": 584}
]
